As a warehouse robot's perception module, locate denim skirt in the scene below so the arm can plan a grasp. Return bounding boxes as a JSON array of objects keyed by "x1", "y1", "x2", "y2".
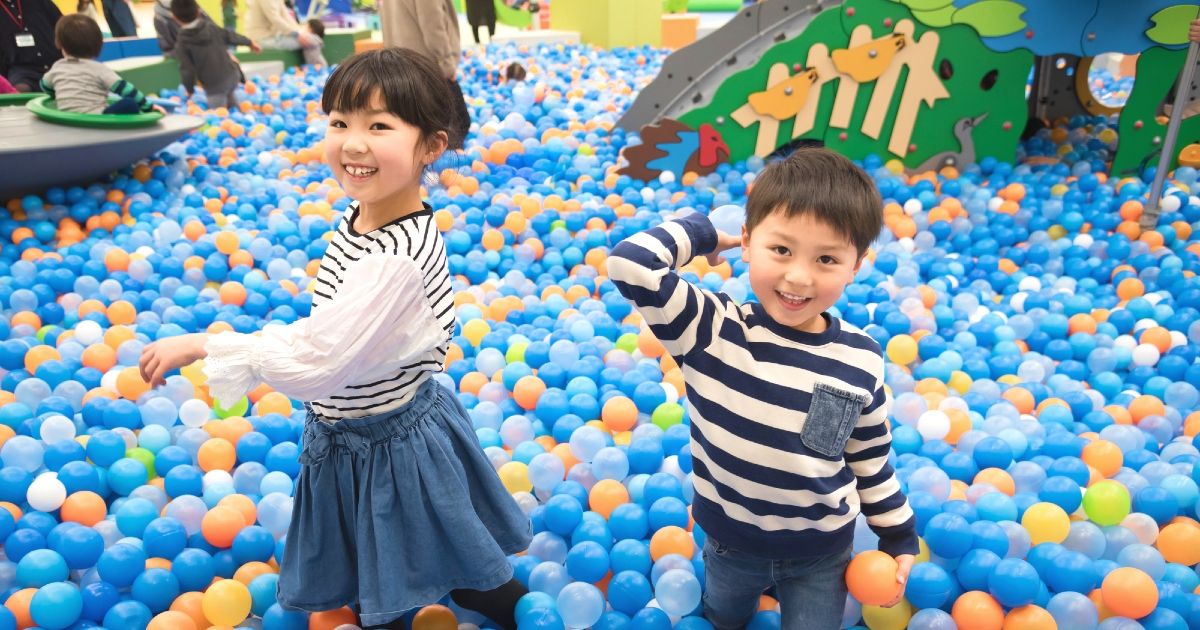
[{"x1": 276, "y1": 377, "x2": 533, "y2": 626}]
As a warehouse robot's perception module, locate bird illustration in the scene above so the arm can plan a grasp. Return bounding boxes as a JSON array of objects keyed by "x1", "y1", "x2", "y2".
[
  {"x1": 747, "y1": 67, "x2": 820, "y2": 120},
  {"x1": 910, "y1": 112, "x2": 987, "y2": 173},
  {"x1": 831, "y1": 32, "x2": 907, "y2": 83},
  {"x1": 618, "y1": 119, "x2": 731, "y2": 181}
]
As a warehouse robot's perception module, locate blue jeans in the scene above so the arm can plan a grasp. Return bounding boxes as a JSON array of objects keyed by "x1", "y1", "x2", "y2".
[{"x1": 702, "y1": 537, "x2": 851, "y2": 630}]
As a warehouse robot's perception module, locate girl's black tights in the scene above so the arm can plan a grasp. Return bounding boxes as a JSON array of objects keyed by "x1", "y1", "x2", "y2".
[{"x1": 363, "y1": 578, "x2": 527, "y2": 630}]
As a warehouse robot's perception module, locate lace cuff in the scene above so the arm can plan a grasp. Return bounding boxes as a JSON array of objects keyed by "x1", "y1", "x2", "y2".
[{"x1": 202, "y1": 332, "x2": 261, "y2": 407}]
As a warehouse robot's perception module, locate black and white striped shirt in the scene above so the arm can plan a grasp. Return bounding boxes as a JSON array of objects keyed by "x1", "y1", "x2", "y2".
[
  {"x1": 307, "y1": 202, "x2": 456, "y2": 420},
  {"x1": 608, "y1": 213, "x2": 918, "y2": 559}
]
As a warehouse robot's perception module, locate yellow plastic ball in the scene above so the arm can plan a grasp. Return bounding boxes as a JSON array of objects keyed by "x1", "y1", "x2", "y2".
[
  {"x1": 885, "y1": 159, "x2": 905, "y2": 174},
  {"x1": 202, "y1": 579, "x2": 252, "y2": 626},
  {"x1": 947, "y1": 371, "x2": 972, "y2": 395},
  {"x1": 498, "y1": 461, "x2": 531, "y2": 494},
  {"x1": 885, "y1": 334, "x2": 918, "y2": 365},
  {"x1": 462, "y1": 319, "x2": 491, "y2": 347},
  {"x1": 862, "y1": 600, "x2": 913, "y2": 630},
  {"x1": 1047, "y1": 225, "x2": 1067, "y2": 239},
  {"x1": 1022, "y1": 502, "x2": 1070, "y2": 545}
]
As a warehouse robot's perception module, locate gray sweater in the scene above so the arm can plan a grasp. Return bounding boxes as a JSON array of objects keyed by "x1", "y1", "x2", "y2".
[{"x1": 174, "y1": 19, "x2": 252, "y2": 97}]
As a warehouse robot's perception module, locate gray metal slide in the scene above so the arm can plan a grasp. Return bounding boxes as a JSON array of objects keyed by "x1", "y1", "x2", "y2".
[{"x1": 617, "y1": 0, "x2": 836, "y2": 131}]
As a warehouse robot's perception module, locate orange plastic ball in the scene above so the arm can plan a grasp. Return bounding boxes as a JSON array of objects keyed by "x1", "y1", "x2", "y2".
[
  {"x1": 254, "y1": 392, "x2": 292, "y2": 416},
  {"x1": 116, "y1": 366, "x2": 151, "y2": 400},
  {"x1": 201, "y1": 505, "x2": 246, "y2": 548},
  {"x1": 60, "y1": 491, "x2": 107, "y2": 526},
  {"x1": 588, "y1": 479, "x2": 629, "y2": 520},
  {"x1": 951, "y1": 591, "x2": 1004, "y2": 630},
  {"x1": 4, "y1": 588, "x2": 36, "y2": 629},
  {"x1": 308, "y1": 606, "x2": 358, "y2": 630},
  {"x1": 1101, "y1": 567, "x2": 1158, "y2": 619},
  {"x1": 649, "y1": 526, "x2": 693, "y2": 562},
  {"x1": 81, "y1": 343, "x2": 118, "y2": 372},
  {"x1": 411, "y1": 604, "x2": 457, "y2": 630},
  {"x1": 197, "y1": 438, "x2": 236, "y2": 472},
  {"x1": 845, "y1": 550, "x2": 903, "y2": 606},
  {"x1": 1081, "y1": 440, "x2": 1123, "y2": 478},
  {"x1": 170, "y1": 592, "x2": 207, "y2": 629},
  {"x1": 513, "y1": 376, "x2": 546, "y2": 411},
  {"x1": 1156, "y1": 522, "x2": 1200, "y2": 566},
  {"x1": 217, "y1": 494, "x2": 257, "y2": 528},
  {"x1": 214, "y1": 232, "x2": 240, "y2": 255},
  {"x1": 148, "y1": 611, "x2": 199, "y2": 630},
  {"x1": 602, "y1": 396, "x2": 638, "y2": 433},
  {"x1": 1003, "y1": 605, "x2": 1055, "y2": 630}
]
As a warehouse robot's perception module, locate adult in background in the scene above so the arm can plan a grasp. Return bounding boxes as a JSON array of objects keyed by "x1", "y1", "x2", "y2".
[
  {"x1": 379, "y1": 0, "x2": 469, "y2": 149},
  {"x1": 101, "y1": 0, "x2": 136, "y2": 37},
  {"x1": 464, "y1": 0, "x2": 494, "y2": 44},
  {"x1": 244, "y1": 0, "x2": 322, "y2": 65},
  {"x1": 0, "y1": 0, "x2": 61, "y2": 91}
]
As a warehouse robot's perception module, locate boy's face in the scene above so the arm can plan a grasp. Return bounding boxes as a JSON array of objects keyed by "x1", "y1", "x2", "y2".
[{"x1": 740, "y1": 208, "x2": 863, "y2": 334}]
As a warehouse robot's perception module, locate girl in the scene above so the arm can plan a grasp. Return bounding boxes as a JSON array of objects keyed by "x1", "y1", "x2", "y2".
[{"x1": 138, "y1": 48, "x2": 532, "y2": 630}]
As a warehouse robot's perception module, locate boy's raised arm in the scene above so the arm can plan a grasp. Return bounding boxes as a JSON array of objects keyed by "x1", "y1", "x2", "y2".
[{"x1": 608, "y1": 212, "x2": 734, "y2": 362}]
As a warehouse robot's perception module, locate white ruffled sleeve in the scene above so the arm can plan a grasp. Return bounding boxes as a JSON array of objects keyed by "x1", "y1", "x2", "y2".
[{"x1": 202, "y1": 252, "x2": 446, "y2": 407}]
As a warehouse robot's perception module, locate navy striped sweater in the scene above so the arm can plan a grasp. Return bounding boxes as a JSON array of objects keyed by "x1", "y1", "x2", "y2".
[{"x1": 608, "y1": 212, "x2": 919, "y2": 559}]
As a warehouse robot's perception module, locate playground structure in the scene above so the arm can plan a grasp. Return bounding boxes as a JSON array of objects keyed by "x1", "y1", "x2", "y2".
[
  {"x1": 0, "y1": 97, "x2": 203, "y2": 198},
  {"x1": 618, "y1": 0, "x2": 1200, "y2": 185}
]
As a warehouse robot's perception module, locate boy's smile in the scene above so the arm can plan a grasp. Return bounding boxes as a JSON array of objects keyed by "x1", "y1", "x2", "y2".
[{"x1": 740, "y1": 210, "x2": 863, "y2": 334}]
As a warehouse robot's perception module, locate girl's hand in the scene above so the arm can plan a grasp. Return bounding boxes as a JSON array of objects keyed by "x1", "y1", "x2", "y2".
[
  {"x1": 880, "y1": 554, "x2": 916, "y2": 608},
  {"x1": 1190, "y1": 18, "x2": 1200, "y2": 43},
  {"x1": 139, "y1": 333, "x2": 209, "y2": 387},
  {"x1": 705, "y1": 230, "x2": 743, "y2": 266}
]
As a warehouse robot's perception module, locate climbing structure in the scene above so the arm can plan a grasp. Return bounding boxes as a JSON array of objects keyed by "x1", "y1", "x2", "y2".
[{"x1": 617, "y1": 0, "x2": 1198, "y2": 180}]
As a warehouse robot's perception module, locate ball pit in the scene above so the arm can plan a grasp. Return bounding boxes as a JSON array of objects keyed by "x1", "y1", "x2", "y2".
[{"x1": 0, "y1": 34, "x2": 1198, "y2": 630}]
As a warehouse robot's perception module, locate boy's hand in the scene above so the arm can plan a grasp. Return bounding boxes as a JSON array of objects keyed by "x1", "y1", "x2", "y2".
[
  {"x1": 705, "y1": 230, "x2": 743, "y2": 266},
  {"x1": 1190, "y1": 18, "x2": 1200, "y2": 43},
  {"x1": 880, "y1": 554, "x2": 915, "y2": 608},
  {"x1": 139, "y1": 333, "x2": 209, "y2": 388},
  {"x1": 151, "y1": 104, "x2": 168, "y2": 115},
  {"x1": 250, "y1": 41, "x2": 262, "y2": 53}
]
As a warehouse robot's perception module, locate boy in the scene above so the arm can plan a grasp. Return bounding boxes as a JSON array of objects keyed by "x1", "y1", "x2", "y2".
[
  {"x1": 39, "y1": 14, "x2": 158, "y2": 114},
  {"x1": 608, "y1": 147, "x2": 917, "y2": 629},
  {"x1": 171, "y1": 0, "x2": 258, "y2": 109}
]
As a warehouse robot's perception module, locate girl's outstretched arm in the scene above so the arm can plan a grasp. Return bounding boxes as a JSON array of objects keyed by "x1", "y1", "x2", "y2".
[{"x1": 140, "y1": 252, "x2": 445, "y2": 406}]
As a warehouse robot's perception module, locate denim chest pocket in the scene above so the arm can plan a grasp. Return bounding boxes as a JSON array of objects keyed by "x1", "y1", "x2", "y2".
[{"x1": 801, "y1": 383, "x2": 868, "y2": 458}]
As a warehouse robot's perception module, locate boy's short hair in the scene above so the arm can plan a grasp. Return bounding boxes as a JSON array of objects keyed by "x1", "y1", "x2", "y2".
[
  {"x1": 55, "y1": 13, "x2": 103, "y2": 59},
  {"x1": 745, "y1": 146, "x2": 882, "y2": 257},
  {"x1": 505, "y1": 62, "x2": 527, "y2": 82},
  {"x1": 170, "y1": 0, "x2": 200, "y2": 23},
  {"x1": 306, "y1": 18, "x2": 325, "y2": 38}
]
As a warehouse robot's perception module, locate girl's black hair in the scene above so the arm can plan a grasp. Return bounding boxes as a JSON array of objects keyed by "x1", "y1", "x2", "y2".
[{"x1": 322, "y1": 48, "x2": 462, "y2": 151}]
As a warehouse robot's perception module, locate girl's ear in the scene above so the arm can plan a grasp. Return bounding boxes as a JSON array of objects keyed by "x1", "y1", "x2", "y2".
[{"x1": 424, "y1": 130, "x2": 450, "y2": 165}]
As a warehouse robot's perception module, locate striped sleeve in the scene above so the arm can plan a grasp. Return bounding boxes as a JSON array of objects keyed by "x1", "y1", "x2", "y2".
[
  {"x1": 607, "y1": 212, "x2": 730, "y2": 361},
  {"x1": 845, "y1": 382, "x2": 919, "y2": 557},
  {"x1": 39, "y1": 77, "x2": 55, "y2": 97},
  {"x1": 110, "y1": 79, "x2": 153, "y2": 112}
]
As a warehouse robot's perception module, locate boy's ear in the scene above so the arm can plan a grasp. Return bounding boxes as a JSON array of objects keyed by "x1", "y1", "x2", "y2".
[
  {"x1": 852, "y1": 251, "x2": 867, "y2": 275},
  {"x1": 740, "y1": 225, "x2": 750, "y2": 263}
]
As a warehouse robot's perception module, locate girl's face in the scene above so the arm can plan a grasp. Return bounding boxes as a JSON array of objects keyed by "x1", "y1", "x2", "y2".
[{"x1": 323, "y1": 94, "x2": 442, "y2": 209}]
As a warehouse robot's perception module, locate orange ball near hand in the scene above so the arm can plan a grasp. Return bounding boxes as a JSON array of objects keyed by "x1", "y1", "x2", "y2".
[{"x1": 846, "y1": 550, "x2": 903, "y2": 606}]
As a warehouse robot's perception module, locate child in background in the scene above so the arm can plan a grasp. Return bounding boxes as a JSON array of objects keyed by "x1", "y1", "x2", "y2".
[
  {"x1": 504, "y1": 62, "x2": 526, "y2": 82},
  {"x1": 301, "y1": 18, "x2": 326, "y2": 66},
  {"x1": 40, "y1": 14, "x2": 160, "y2": 114},
  {"x1": 0, "y1": 75, "x2": 16, "y2": 94},
  {"x1": 171, "y1": 0, "x2": 258, "y2": 109},
  {"x1": 138, "y1": 48, "x2": 531, "y2": 630}
]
